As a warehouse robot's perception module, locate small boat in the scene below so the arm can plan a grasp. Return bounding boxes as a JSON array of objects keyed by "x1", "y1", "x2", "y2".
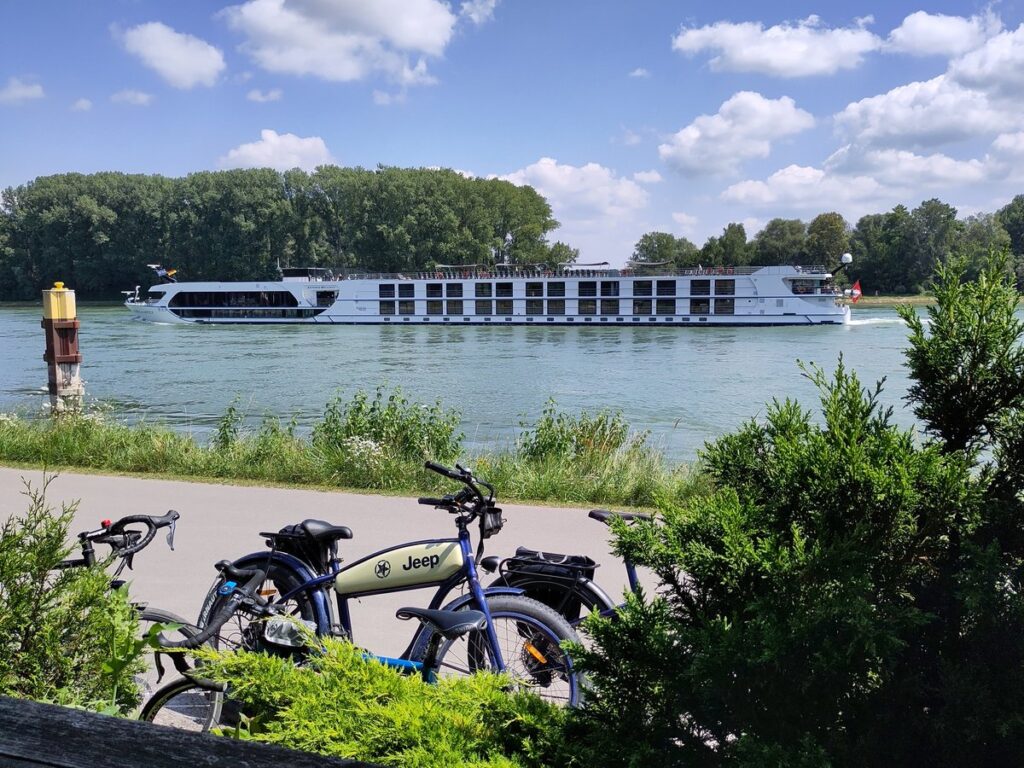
[{"x1": 124, "y1": 260, "x2": 851, "y2": 326}]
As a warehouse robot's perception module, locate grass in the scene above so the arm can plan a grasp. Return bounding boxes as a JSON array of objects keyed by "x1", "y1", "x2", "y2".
[
  {"x1": 0, "y1": 392, "x2": 709, "y2": 510},
  {"x1": 851, "y1": 294, "x2": 936, "y2": 307}
]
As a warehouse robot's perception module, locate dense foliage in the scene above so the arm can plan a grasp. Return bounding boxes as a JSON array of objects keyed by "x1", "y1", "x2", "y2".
[
  {"x1": 633, "y1": 197, "x2": 1024, "y2": 294},
  {"x1": 0, "y1": 481, "x2": 142, "y2": 713},
  {"x1": 0, "y1": 395, "x2": 704, "y2": 507},
  {"x1": 567, "y1": 255, "x2": 1024, "y2": 766},
  {"x1": 0, "y1": 167, "x2": 565, "y2": 300},
  {"x1": 196, "y1": 637, "x2": 563, "y2": 768}
]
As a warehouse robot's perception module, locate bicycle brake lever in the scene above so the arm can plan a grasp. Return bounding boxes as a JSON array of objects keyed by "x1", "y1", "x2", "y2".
[
  {"x1": 166, "y1": 518, "x2": 176, "y2": 551},
  {"x1": 125, "y1": 552, "x2": 135, "y2": 570}
]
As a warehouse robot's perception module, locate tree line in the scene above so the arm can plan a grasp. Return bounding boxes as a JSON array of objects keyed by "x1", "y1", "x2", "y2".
[
  {"x1": 0, "y1": 167, "x2": 576, "y2": 300},
  {"x1": 633, "y1": 197, "x2": 1024, "y2": 294}
]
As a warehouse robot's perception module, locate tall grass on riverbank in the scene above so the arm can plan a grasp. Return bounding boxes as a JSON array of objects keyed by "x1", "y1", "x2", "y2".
[{"x1": 0, "y1": 391, "x2": 707, "y2": 508}]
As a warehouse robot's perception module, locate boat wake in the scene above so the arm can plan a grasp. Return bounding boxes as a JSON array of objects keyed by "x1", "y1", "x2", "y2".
[{"x1": 848, "y1": 317, "x2": 906, "y2": 327}]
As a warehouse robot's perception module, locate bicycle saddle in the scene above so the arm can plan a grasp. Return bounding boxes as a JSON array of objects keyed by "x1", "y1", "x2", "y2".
[
  {"x1": 396, "y1": 607, "x2": 487, "y2": 639},
  {"x1": 299, "y1": 519, "x2": 353, "y2": 542}
]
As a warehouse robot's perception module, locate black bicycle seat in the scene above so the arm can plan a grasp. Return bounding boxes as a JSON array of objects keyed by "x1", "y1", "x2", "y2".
[
  {"x1": 589, "y1": 509, "x2": 652, "y2": 526},
  {"x1": 300, "y1": 519, "x2": 353, "y2": 542},
  {"x1": 396, "y1": 607, "x2": 487, "y2": 639}
]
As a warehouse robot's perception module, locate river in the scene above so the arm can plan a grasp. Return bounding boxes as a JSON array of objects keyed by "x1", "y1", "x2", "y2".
[{"x1": 0, "y1": 305, "x2": 919, "y2": 461}]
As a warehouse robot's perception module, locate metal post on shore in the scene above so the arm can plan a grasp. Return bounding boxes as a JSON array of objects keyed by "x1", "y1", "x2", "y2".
[{"x1": 41, "y1": 282, "x2": 84, "y2": 412}]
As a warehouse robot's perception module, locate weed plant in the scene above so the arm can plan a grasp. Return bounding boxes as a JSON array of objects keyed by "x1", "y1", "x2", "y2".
[{"x1": 0, "y1": 391, "x2": 706, "y2": 508}]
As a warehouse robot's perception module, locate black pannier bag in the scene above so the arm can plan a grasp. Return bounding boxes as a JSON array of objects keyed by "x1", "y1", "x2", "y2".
[
  {"x1": 266, "y1": 522, "x2": 338, "y2": 573},
  {"x1": 501, "y1": 547, "x2": 598, "y2": 622}
]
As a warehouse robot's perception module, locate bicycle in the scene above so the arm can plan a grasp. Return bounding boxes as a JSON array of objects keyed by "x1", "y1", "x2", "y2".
[
  {"x1": 184, "y1": 462, "x2": 582, "y2": 711},
  {"x1": 57, "y1": 509, "x2": 203, "y2": 708},
  {"x1": 140, "y1": 563, "x2": 491, "y2": 731},
  {"x1": 483, "y1": 508, "x2": 650, "y2": 627}
]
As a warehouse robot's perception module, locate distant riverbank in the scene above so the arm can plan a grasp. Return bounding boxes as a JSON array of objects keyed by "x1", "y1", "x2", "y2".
[{"x1": 852, "y1": 295, "x2": 935, "y2": 308}]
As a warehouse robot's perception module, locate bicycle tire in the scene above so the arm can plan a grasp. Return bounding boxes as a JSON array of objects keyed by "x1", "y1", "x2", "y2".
[
  {"x1": 415, "y1": 594, "x2": 583, "y2": 707},
  {"x1": 139, "y1": 676, "x2": 224, "y2": 733},
  {"x1": 196, "y1": 560, "x2": 317, "y2": 652},
  {"x1": 134, "y1": 607, "x2": 213, "y2": 714}
]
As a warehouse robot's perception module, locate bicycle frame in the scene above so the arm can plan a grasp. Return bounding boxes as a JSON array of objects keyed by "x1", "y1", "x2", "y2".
[{"x1": 228, "y1": 513, "x2": 521, "y2": 672}]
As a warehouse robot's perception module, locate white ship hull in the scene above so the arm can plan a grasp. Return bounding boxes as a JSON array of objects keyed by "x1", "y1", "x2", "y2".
[{"x1": 125, "y1": 265, "x2": 851, "y2": 327}]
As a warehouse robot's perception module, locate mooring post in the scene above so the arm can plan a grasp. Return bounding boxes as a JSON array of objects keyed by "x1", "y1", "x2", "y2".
[{"x1": 41, "y1": 281, "x2": 84, "y2": 412}]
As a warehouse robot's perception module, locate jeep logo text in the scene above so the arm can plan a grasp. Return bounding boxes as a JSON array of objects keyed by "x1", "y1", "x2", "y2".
[{"x1": 403, "y1": 554, "x2": 441, "y2": 571}]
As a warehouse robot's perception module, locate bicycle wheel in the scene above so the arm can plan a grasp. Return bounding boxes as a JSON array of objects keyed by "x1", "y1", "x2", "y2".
[
  {"x1": 196, "y1": 560, "x2": 317, "y2": 652},
  {"x1": 491, "y1": 572, "x2": 617, "y2": 627},
  {"x1": 418, "y1": 595, "x2": 582, "y2": 707},
  {"x1": 134, "y1": 607, "x2": 213, "y2": 713},
  {"x1": 140, "y1": 676, "x2": 224, "y2": 733}
]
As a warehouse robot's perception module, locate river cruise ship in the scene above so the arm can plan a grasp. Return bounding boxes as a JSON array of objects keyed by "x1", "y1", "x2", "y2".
[{"x1": 124, "y1": 263, "x2": 851, "y2": 326}]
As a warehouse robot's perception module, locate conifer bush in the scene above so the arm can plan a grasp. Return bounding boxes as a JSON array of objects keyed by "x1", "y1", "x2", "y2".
[{"x1": 567, "y1": 255, "x2": 1024, "y2": 767}]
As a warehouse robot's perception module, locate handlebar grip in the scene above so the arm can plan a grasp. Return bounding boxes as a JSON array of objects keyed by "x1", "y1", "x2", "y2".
[
  {"x1": 157, "y1": 568, "x2": 265, "y2": 649},
  {"x1": 104, "y1": 511, "x2": 179, "y2": 556},
  {"x1": 423, "y1": 461, "x2": 462, "y2": 480},
  {"x1": 418, "y1": 497, "x2": 448, "y2": 507}
]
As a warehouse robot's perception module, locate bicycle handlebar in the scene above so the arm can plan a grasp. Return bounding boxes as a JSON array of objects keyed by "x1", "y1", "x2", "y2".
[
  {"x1": 86, "y1": 510, "x2": 179, "y2": 557},
  {"x1": 156, "y1": 567, "x2": 265, "y2": 649}
]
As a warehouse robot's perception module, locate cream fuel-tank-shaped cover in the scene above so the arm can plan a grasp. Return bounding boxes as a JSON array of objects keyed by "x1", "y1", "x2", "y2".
[{"x1": 334, "y1": 540, "x2": 463, "y2": 596}]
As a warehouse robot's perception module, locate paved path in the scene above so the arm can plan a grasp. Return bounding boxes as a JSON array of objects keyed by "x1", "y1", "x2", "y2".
[{"x1": 0, "y1": 468, "x2": 640, "y2": 656}]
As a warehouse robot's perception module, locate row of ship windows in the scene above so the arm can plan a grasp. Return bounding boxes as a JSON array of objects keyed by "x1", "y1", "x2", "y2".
[
  {"x1": 378, "y1": 279, "x2": 736, "y2": 299},
  {"x1": 379, "y1": 298, "x2": 736, "y2": 316}
]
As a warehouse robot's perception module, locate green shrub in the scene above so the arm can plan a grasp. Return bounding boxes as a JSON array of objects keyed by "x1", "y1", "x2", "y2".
[
  {"x1": 517, "y1": 400, "x2": 636, "y2": 461},
  {"x1": 567, "y1": 255, "x2": 1024, "y2": 767},
  {"x1": 197, "y1": 638, "x2": 563, "y2": 768},
  {"x1": 0, "y1": 479, "x2": 142, "y2": 713}
]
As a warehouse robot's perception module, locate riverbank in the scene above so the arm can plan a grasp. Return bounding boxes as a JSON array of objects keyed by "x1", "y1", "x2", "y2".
[
  {"x1": 0, "y1": 393, "x2": 709, "y2": 509},
  {"x1": 852, "y1": 294, "x2": 935, "y2": 307}
]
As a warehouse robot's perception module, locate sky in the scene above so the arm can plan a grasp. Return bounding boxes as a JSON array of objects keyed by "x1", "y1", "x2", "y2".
[{"x1": 2, "y1": 1, "x2": 1024, "y2": 266}]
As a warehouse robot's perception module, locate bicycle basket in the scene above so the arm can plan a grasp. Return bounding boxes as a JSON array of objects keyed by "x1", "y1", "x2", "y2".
[{"x1": 480, "y1": 506, "x2": 505, "y2": 539}]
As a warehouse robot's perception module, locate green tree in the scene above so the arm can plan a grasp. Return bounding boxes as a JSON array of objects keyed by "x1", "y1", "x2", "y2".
[
  {"x1": 753, "y1": 218, "x2": 806, "y2": 265},
  {"x1": 997, "y1": 194, "x2": 1024, "y2": 257},
  {"x1": 632, "y1": 232, "x2": 679, "y2": 264},
  {"x1": 805, "y1": 211, "x2": 849, "y2": 266},
  {"x1": 568, "y1": 253, "x2": 1024, "y2": 767}
]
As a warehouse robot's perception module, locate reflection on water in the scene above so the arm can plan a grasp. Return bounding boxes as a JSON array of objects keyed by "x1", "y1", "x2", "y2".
[{"x1": 0, "y1": 306, "x2": 921, "y2": 460}]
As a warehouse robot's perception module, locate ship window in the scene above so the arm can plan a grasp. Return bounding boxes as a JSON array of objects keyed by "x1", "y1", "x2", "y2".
[
  {"x1": 657, "y1": 280, "x2": 676, "y2": 296},
  {"x1": 427, "y1": 283, "x2": 443, "y2": 298},
  {"x1": 691, "y1": 280, "x2": 710, "y2": 296},
  {"x1": 548, "y1": 281, "x2": 565, "y2": 297},
  {"x1": 496, "y1": 282, "x2": 513, "y2": 297},
  {"x1": 427, "y1": 300, "x2": 443, "y2": 315},
  {"x1": 578, "y1": 281, "x2": 597, "y2": 297},
  {"x1": 633, "y1": 280, "x2": 652, "y2": 297},
  {"x1": 579, "y1": 299, "x2": 597, "y2": 315},
  {"x1": 601, "y1": 299, "x2": 619, "y2": 315},
  {"x1": 379, "y1": 284, "x2": 395, "y2": 298},
  {"x1": 690, "y1": 298, "x2": 710, "y2": 315},
  {"x1": 475, "y1": 283, "x2": 492, "y2": 297},
  {"x1": 447, "y1": 300, "x2": 463, "y2": 315},
  {"x1": 398, "y1": 284, "x2": 415, "y2": 298},
  {"x1": 601, "y1": 281, "x2": 619, "y2": 297},
  {"x1": 496, "y1": 299, "x2": 513, "y2": 314},
  {"x1": 526, "y1": 299, "x2": 543, "y2": 315},
  {"x1": 168, "y1": 290, "x2": 298, "y2": 308},
  {"x1": 657, "y1": 299, "x2": 676, "y2": 315},
  {"x1": 379, "y1": 301, "x2": 396, "y2": 315},
  {"x1": 446, "y1": 283, "x2": 463, "y2": 298},
  {"x1": 399, "y1": 300, "x2": 415, "y2": 315},
  {"x1": 547, "y1": 299, "x2": 565, "y2": 315},
  {"x1": 475, "y1": 300, "x2": 492, "y2": 315},
  {"x1": 633, "y1": 299, "x2": 652, "y2": 315},
  {"x1": 526, "y1": 282, "x2": 544, "y2": 297},
  {"x1": 316, "y1": 290, "x2": 337, "y2": 307},
  {"x1": 791, "y1": 279, "x2": 817, "y2": 295},
  {"x1": 715, "y1": 279, "x2": 735, "y2": 295},
  {"x1": 715, "y1": 298, "x2": 735, "y2": 315}
]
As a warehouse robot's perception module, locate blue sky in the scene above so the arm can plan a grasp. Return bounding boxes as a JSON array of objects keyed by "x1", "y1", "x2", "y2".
[{"x1": 2, "y1": 1, "x2": 1023, "y2": 265}]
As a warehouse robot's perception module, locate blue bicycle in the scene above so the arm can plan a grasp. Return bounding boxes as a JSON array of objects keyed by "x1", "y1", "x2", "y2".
[{"x1": 189, "y1": 462, "x2": 581, "y2": 710}]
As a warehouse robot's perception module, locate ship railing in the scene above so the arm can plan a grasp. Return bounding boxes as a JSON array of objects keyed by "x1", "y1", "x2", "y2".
[{"x1": 333, "y1": 264, "x2": 831, "y2": 281}]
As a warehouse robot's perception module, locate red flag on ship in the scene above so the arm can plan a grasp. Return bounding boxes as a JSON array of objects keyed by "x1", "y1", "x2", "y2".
[{"x1": 850, "y1": 280, "x2": 862, "y2": 303}]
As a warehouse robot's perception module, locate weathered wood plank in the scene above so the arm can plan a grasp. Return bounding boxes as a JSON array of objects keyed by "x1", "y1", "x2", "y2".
[{"x1": 0, "y1": 695, "x2": 377, "y2": 767}]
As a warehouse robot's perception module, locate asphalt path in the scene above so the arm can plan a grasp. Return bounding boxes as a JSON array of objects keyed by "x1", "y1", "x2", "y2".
[{"x1": 0, "y1": 467, "x2": 643, "y2": 656}]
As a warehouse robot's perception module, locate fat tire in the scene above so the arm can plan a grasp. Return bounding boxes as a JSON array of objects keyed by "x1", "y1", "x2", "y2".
[{"x1": 139, "y1": 676, "x2": 224, "y2": 733}]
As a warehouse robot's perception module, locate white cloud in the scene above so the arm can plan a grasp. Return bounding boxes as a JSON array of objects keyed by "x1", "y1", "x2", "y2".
[
  {"x1": 672, "y1": 15, "x2": 881, "y2": 77},
  {"x1": 111, "y1": 89, "x2": 153, "y2": 106},
  {"x1": 659, "y1": 91, "x2": 814, "y2": 176},
  {"x1": 825, "y1": 145, "x2": 987, "y2": 187},
  {"x1": 219, "y1": 128, "x2": 334, "y2": 171},
  {"x1": 70, "y1": 98, "x2": 92, "y2": 111},
  {"x1": 120, "y1": 22, "x2": 225, "y2": 89},
  {"x1": 222, "y1": 0, "x2": 456, "y2": 87},
  {"x1": 722, "y1": 164, "x2": 885, "y2": 213},
  {"x1": 633, "y1": 170, "x2": 662, "y2": 183},
  {"x1": 887, "y1": 10, "x2": 1001, "y2": 57},
  {"x1": 621, "y1": 129, "x2": 642, "y2": 146},
  {"x1": 834, "y1": 75, "x2": 1015, "y2": 149},
  {"x1": 0, "y1": 77, "x2": 44, "y2": 104},
  {"x1": 460, "y1": 0, "x2": 498, "y2": 25},
  {"x1": 629, "y1": 67, "x2": 650, "y2": 78},
  {"x1": 949, "y1": 23, "x2": 1024, "y2": 100},
  {"x1": 372, "y1": 89, "x2": 406, "y2": 106},
  {"x1": 992, "y1": 131, "x2": 1024, "y2": 156},
  {"x1": 247, "y1": 87, "x2": 282, "y2": 102},
  {"x1": 671, "y1": 211, "x2": 698, "y2": 236},
  {"x1": 501, "y1": 157, "x2": 648, "y2": 219}
]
